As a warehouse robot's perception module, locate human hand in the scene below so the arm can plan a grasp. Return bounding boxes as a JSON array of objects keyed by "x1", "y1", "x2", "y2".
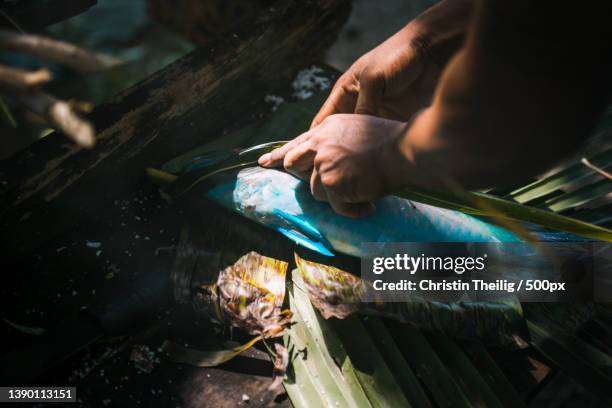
[
  {"x1": 311, "y1": 0, "x2": 472, "y2": 127},
  {"x1": 258, "y1": 114, "x2": 415, "y2": 217}
]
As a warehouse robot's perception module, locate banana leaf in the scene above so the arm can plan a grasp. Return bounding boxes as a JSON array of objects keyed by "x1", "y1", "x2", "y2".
[
  {"x1": 293, "y1": 253, "x2": 527, "y2": 348},
  {"x1": 287, "y1": 270, "x2": 525, "y2": 408},
  {"x1": 285, "y1": 278, "x2": 412, "y2": 407}
]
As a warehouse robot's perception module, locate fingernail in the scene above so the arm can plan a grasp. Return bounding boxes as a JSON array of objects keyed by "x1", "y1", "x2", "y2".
[{"x1": 258, "y1": 153, "x2": 271, "y2": 166}]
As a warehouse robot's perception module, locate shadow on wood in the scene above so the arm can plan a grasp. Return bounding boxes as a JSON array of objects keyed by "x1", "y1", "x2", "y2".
[{"x1": 0, "y1": 0, "x2": 350, "y2": 266}]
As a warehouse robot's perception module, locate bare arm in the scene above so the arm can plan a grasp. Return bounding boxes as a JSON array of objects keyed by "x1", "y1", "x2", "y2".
[
  {"x1": 259, "y1": 0, "x2": 612, "y2": 217},
  {"x1": 313, "y1": 0, "x2": 473, "y2": 124},
  {"x1": 401, "y1": 0, "x2": 612, "y2": 189}
]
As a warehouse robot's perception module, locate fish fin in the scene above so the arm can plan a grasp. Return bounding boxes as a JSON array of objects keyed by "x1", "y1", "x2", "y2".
[
  {"x1": 272, "y1": 209, "x2": 333, "y2": 250},
  {"x1": 277, "y1": 227, "x2": 334, "y2": 257}
]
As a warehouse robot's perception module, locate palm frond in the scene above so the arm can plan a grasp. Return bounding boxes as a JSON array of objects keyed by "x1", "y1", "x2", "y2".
[
  {"x1": 287, "y1": 272, "x2": 526, "y2": 407},
  {"x1": 399, "y1": 185, "x2": 612, "y2": 241}
]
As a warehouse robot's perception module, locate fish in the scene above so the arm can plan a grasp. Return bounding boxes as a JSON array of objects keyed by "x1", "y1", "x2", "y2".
[{"x1": 205, "y1": 166, "x2": 522, "y2": 258}]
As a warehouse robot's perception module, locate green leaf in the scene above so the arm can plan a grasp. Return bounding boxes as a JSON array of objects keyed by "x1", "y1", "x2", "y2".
[
  {"x1": 359, "y1": 317, "x2": 432, "y2": 408},
  {"x1": 162, "y1": 336, "x2": 262, "y2": 367},
  {"x1": 544, "y1": 179, "x2": 612, "y2": 213},
  {"x1": 385, "y1": 321, "x2": 473, "y2": 407},
  {"x1": 3, "y1": 318, "x2": 45, "y2": 335},
  {"x1": 285, "y1": 278, "x2": 374, "y2": 408},
  {"x1": 398, "y1": 186, "x2": 612, "y2": 242},
  {"x1": 425, "y1": 334, "x2": 505, "y2": 408},
  {"x1": 0, "y1": 96, "x2": 17, "y2": 128},
  {"x1": 574, "y1": 203, "x2": 612, "y2": 226},
  {"x1": 460, "y1": 341, "x2": 525, "y2": 408},
  {"x1": 508, "y1": 148, "x2": 612, "y2": 204},
  {"x1": 329, "y1": 316, "x2": 413, "y2": 407},
  {"x1": 526, "y1": 310, "x2": 612, "y2": 404}
]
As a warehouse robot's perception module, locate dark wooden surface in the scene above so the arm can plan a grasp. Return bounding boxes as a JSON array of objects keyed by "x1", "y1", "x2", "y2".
[
  {"x1": 0, "y1": 0, "x2": 350, "y2": 266},
  {"x1": 0, "y1": 1, "x2": 349, "y2": 406},
  {"x1": 0, "y1": 0, "x2": 97, "y2": 30},
  {"x1": 147, "y1": 0, "x2": 275, "y2": 46}
]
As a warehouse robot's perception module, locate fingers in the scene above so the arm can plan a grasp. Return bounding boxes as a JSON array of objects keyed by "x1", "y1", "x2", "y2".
[
  {"x1": 311, "y1": 66, "x2": 386, "y2": 128},
  {"x1": 258, "y1": 131, "x2": 313, "y2": 168},
  {"x1": 355, "y1": 71, "x2": 384, "y2": 116},
  {"x1": 283, "y1": 140, "x2": 316, "y2": 179},
  {"x1": 310, "y1": 79, "x2": 358, "y2": 129},
  {"x1": 327, "y1": 189, "x2": 375, "y2": 218},
  {"x1": 310, "y1": 166, "x2": 375, "y2": 218},
  {"x1": 309, "y1": 167, "x2": 327, "y2": 201}
]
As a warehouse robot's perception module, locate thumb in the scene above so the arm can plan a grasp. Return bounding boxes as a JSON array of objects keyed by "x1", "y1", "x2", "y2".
[{"x1": 354, "y1": 72, "x2": 384, "y2": 116}]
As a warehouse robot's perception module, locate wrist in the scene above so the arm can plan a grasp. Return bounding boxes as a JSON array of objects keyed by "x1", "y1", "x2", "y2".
[
  {"x1": 379, "y1": 120, "x2": 419, "y2": 192},
  {"x1": 393, "y1": 109, "x2": 441, "y2": 190}
]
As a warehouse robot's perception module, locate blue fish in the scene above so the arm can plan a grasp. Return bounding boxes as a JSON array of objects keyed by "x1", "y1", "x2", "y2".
[{"x1": 206, "y1": 167, "x2": 522, "y2": 258}]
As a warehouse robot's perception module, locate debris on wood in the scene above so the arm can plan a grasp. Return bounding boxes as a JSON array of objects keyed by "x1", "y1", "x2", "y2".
[
  {"x1": 86, "y1": 241, "x2": 102, "y2": 248},
  {"x1": 165, "y1": 251, "x2": 293, "y2": 367},
  {"x1": 268, "y1": 343, "x2": 289, "y2": 393},
  {"x1": 129, "y1": 344, "x2": 160, "y2": 373},
  {"x1": 193, "y1": 251, "x2": 291, "y2": 337},
  {"x1": 264, "y1": 94, "x2": 284, "y2": 112},
  {"x1": 292, "y1": 66, "x2": 331, "y2": 100}
]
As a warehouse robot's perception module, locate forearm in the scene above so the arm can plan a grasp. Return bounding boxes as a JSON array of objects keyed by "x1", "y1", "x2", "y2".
[
  {"x1": 407, "y1": 0, "x2": 474, "y2": 67},
  {"x1": 385, "y1": 0, "x2": 474, "y2": 68},
  {"x1": 398, "y1": 0, "x2": 612, "y2": 190}
]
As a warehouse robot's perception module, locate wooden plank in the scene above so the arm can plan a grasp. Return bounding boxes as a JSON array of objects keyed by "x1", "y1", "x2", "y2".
[
  {"x1": 147, "y1": 0, "x2": 274, "y2": 46},
  {"x1": 0, "y1": 0, "x2": 350, "y2": 266}
]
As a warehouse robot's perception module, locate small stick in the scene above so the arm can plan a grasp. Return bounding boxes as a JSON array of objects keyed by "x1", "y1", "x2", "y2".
[
  {"x1": 0, "y1": 29, "x2": 120, "y2": 72},
  {"x1": 582, "y1": 157, "x2": 612, "y2": 180},
  {"x1": 16, "y1": 91, "x2": 95, "y2": 148},
  {"x1": 0, "y1": 64, "x2": 52, "y2": 89},
  {"x1": 0, "y1": 7, "x2": 25, "y2": 33}
]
